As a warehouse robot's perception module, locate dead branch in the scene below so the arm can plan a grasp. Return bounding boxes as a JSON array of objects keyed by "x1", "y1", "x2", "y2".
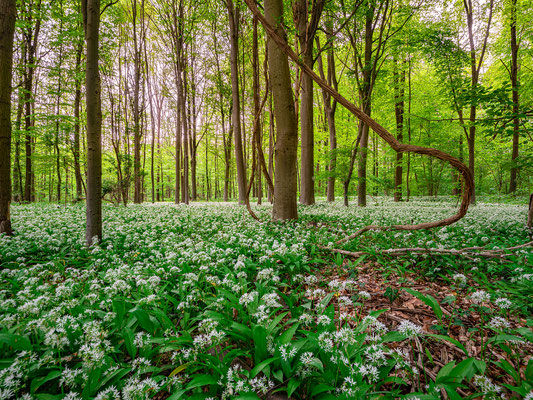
[
  {"x1": 244, "y1": 0, "x2": 474, "y2": 243},
  {"x1": 319, "y1": 241, "x2": 533, "y2": 260}
]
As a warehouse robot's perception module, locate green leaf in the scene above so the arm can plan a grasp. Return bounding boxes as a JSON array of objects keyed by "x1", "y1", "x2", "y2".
[
  {"x1": 310, "y1": 383, "x2": 335, "y2": 397},
  {"x1": 250, "y1": 357, "x2": 279, "y2": 378},
  {"x1": 169, "y1": 363, "x2": 190, "y2": 377},
  {"x1": 123, "y1": 328, "x2": 137, "y2": 358},
  {"x1": 185, "y1": 374, "x2": 218, "y2": 390},
  {"x1": 280, "y1": 323, "x2": 299, "y2": 345},
  {"x1": 31, "y1": 370, "x2": 61, "y2": 393},
  {"x1": 427, "y1": 334, "x2": 468, "y2": 356},
  {"x1": 402, "y1": 288, "x2": 443, "y2": 322},
  {"x1": 252, "y1": 325, "x2": 267, "y2": 364},
  {"x1": 287, "y1": 378, "x2": 301, "y2": 397},
  {"x1": 0, "y1": 333, "x2": 32, "y2": 351}
]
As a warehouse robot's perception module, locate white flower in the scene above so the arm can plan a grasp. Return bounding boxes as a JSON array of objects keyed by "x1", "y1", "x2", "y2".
[
  {"x1": 358, "y1": 291, "x2": 371, "y2": 300},
  {"x1": 278, "y1": 344, "x2": 297, "y2": 361},
  {"x1": 299, "y1": 313, "x2": 313, "y2": 325},
  {"x1": 495, "y1": 297, "x2": 512, "y2": 310},
  {"x1": 239, "y1": 291, "x2": 257, "y2": 307},
  {"x1": 452, "y1": 273, "x2": 467, "y2": 285},
  {"x1": 473, "y1": 374, "x2": 502, "y2": 394},
  {"x1": 261, "y1": 293, "x2": 282, "y2": 308},
  {"x1": 397, "y1": 320, "x2": 423, "y2": 338},
  {"x1": 300, "y1": 352, "x2": 314, "y2": 366},
  {"x1": 470, "y1": 290, "x2": 490, "y2": 304},
  {"x1": 488, "y1": 316, "x2": 510, "y2": 330},
  {"x1": 317, "y1": 315, "x2": 331, "y2": 326}
]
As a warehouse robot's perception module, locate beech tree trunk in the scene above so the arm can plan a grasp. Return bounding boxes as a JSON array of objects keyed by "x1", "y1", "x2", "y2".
[
  {"x1": 227, "y1": 0, "x2": 247, "y2": 204},
  {"x1": 393, "y1": 57, "x2": 405, "y2": 202},
  {"x1": 23, "y1": 3, "x2": 41, "y2": 203},
  {"x1": 83, "y1": 0, "x2": 103, "y2": 245},
  {"x1": 509, "y1": 0, "x2": 519, "y2": 194},
  {"x1": 266, "y1": 0, "x2": 298, "y2": 221},
  {"x1": 0, "y1": 0, "x2": 16, "y2": 234},
  {"x1": 73, "y1": 39, "x2": 84, "y2": 200},
  {"x1": 316, "y1": 21, "x2": 337, "y2": 202},
  {"x1": 463, "y1": 0, "x2": 494, "y2": 204},
  {"x1": 356, "y1": 7, "x2": 374, "y2": 208},
  {"x1": 132, "y1": 0, "x2": 143, "y2": 204}
]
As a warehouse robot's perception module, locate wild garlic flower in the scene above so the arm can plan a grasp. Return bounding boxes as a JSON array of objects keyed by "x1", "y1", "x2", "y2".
[
  {"x1": 397, "y1": 320, "x2": 423, "y2": 338},
  {"x1": 495, "y1": 297, "x2": 512, "y2": 310},
  {"x1": 470, "y1": 290, "x2": 491, "y2": 304},
  {"x1": 488, "y1": 316, "x2": 510, "y2": 330},
  {"x1": 300, "y1": 352, "x2": 315, "y2": 366},
  {"x1": 338, "y1": 296, "x2": 353, "y2": 306},
  {"x1": 278, "y1": 344, "x2": 297, "y2": 361},
  {"x1": 358, "y1": 290, "x2": 371, "y2": 300},
  {"x1": 317, "y1": 315, "x2": 331, "y2": 326},
  {"x1": 473, "y1": 375, "x2": 502, "y2": 394},
  {"x1": 299, "y1": 313, "x2": 314, "y2": 325},
  {"x1": 261, "y1": 293, "x2": 282, "y2": 308},
  {"x1": 239, "y1": 291, "x2": 257, "y2": 307},
  {"x1": 452, "y1": 273, "x2": 467, "y2": 285},
  {"x1": 318, "y1": 332, "x2": 334, "y2": 353}
]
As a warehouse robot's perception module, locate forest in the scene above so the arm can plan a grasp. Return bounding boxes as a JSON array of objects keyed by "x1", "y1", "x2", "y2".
[{"x1": 0, "y1": 0, "x2": 533, "y2": 398}]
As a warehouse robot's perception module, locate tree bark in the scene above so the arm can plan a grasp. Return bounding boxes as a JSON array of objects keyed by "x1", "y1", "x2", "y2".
[
  {"x1": 316, "y1": 22, "x2": 338, "y2": 202},
  {"x1": 508, "y1": 0, "x2": 519, "y2": 194},
  {"x1": 132, "y1": 0, "x2": 143, "y2": 204},
  {"x1": 393, "y1": 57, "x2": 405, "y2": 202},
  {"x1": 0, "y1": 0, "x2": 16, "y2": 235},
  {"x1": 23, "y1": 0, "x2": 41, "y2": 203},
  {"x1": 73, "y1": 39, "x2": 84, "y2": 200},
  {"x1": 356, "y1": 6, "x2": 374, "y2": 207},
  {"x1": 266, "y1": 0, "x2": 298, "y2": 221},
  {"x1": 294, "y1": 0, "x2": 317, "y2": 205},
  {"x1": 227, "y1": 0, "x2": 247, "y2": 204},
  {"x1": 83, "y1": 0, "x2": 103, "y2": 245},
  {"x1": 463, "y1": 0, "x2": 494, "y2": 204}
]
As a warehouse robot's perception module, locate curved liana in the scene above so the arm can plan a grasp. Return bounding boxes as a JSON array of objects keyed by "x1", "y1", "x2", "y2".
[{"x1": 244, "y1": 0, "x2": 474, "y2": 244}]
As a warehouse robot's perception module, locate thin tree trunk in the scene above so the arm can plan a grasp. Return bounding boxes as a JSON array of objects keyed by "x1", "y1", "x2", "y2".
[
  {"x1": 73, "y1": 39, "x2": 84, "y2": 200},
  {"x1": 0, "y1": 0, "x2": 16, "y2": 234},
  {"x1": 13, "y1": 80, "x2": 24, "y2": 201},
  {"x1": 509, "y1": 0, "x2": 519, "y2": 194},
  {"x1": 23, "y1": 3, "x2": 41, "y2": 203},
  {"x1": 83, "y1": 0, "x2": 103, "y2": 245},
  {"x1": 227, "y1": 0, "x2": 247, "y2": 203},
  {"x1": 393, "y1": 57, "x2": 405, "y2": 202},
  {"x1": 357, "y1": 7, "x2": 374, "y2": 208}
]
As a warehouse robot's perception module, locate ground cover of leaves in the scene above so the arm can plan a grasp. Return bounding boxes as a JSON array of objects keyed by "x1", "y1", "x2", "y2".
[{"x1": 0, "y1": 199, "x2": 532, "y2": 400}]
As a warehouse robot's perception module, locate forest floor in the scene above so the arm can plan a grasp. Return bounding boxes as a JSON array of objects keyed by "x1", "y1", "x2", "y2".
[{"x1": 0, "y1": 199, "x2": 532, "y2": 399}]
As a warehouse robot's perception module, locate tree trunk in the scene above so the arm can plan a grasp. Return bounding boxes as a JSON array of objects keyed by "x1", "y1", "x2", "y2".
[
  {"x1": 266, "y1": 0, "x2": 298, "y2": 221},
  {"x1": 356, "y1": 7, "x2": 374, "y2": 208},
  {"x1": 316, "y1": 21, "x2": 337, "y2": 202},
  {"x1": 227, "y1": 0, "x2": 247, "y2": 204},
  {"x1": 464, "y1": 0, "x2": 493, "y2": 204},
  {"x1": 83, "y1": 0, "x2": 103, "y2": 245},
  {"x1": 0, "y1": 0, "x2": 16, "y2": 234},
  {"x1": 23, "y1": 11, "x2": 41, "y2": 203},
  {"x1": 132, "y1": 0, "x2": 143, "y2": 204},
  {"x1": 13, "y1": 80, "x2": 24, "y2": 201},
  {"x1": 393, "y1": 57, "x2": 405, "y2": 202},
  {"x1": 181, "y1": 53, "x2": 190, "y2": 205},
  {"x1": 509, "y1": 0, "x2": 519, "y2": 194},
  {"x1": 73, "y1": 39, "x2": 84, "y2": 200},
  {"x1": 527, "y1": 193, "x2": 533, "y2": 229}
]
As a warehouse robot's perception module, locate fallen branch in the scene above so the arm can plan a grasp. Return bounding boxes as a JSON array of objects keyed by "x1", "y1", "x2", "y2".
[
  {"x1": 319, "y1": 241, "x2": 533, "y2": 259},
  {"x1": 244, "y1": 0, "x2": 474, "y2": 242}
]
